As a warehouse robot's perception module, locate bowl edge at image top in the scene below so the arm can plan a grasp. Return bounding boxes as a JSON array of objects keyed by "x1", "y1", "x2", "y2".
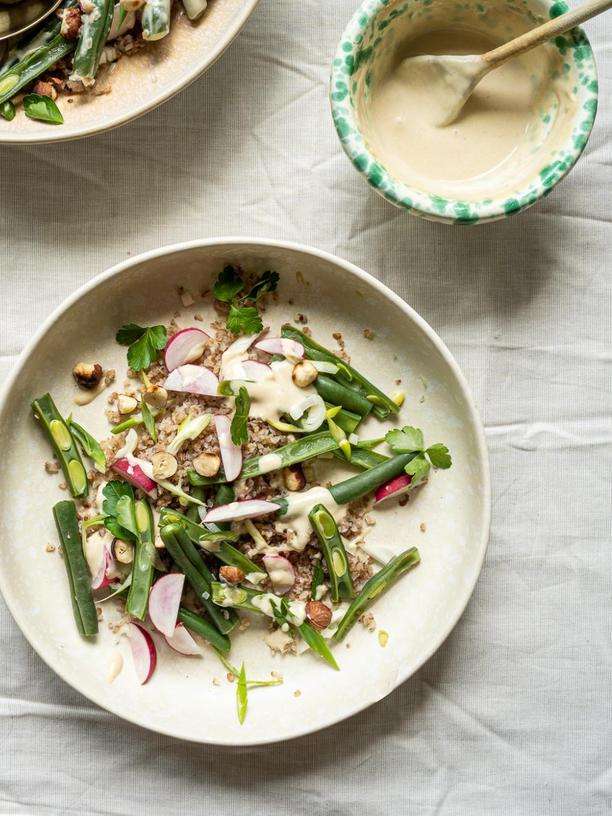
[
  {"x1": 330, "y1": 0, "x2": 599, "y2": 224},
  {"x1": 0, "y1": 238, "x2": 491, "y2": 744}
]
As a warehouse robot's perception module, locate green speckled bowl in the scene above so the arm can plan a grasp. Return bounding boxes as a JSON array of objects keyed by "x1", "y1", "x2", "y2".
[{"x1": 330, "y1": 0, "x2": 598, "y2": 224}]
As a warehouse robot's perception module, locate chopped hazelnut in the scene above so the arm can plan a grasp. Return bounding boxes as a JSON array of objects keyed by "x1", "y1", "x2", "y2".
[
  {"x1": 193, "y1": 452, "x2": 221, "y2": 478},
  {"x1": 32, "y1": 81, "x2": 57, "y2": 100},
  {"x1": 61, "y1": 5, "x2": 81, "y2": 39},
  {"x1": 73, "y1": 362, "x2": 103, "y2": 390},
  {"x1": 305, "y1": 600, "x2": 332, "y2": 631},
  {"x1": 143, "y1": 384, "x2": 167, "y2": 411},
  {"x1": 219, "y1": 565, "x2": 245, "y2": 585},
  {"x1": 117, "y1": 394, "x2": 138, "y2": 415},
  {"x1": 151, "y1": 451, "x2": 178, "y2": 480},
  {"x1": 113, "y1": 539, "x2": 134, "y2": 564},
  {"x1": 44, "y1": 460, "x2": 60, "y2": 474},
  {"x1": 283, "y1": 464, "x2": 305, "y2": 492},
  {"x1": 292, "y1": 360, "x2": 318, "y2": 388}
]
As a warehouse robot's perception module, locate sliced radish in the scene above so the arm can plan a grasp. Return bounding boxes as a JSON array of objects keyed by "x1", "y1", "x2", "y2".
[
  {"x1": 255, "y1": 337, "x2": 304, "y2": 358},
  {"x1": 112, "y1": 458, "x2": 157, "y2": 496},
  {"x1": 164, "y1": 364, "x2": 219, "y2": 397},
  {"x1": 263, "y1": 554, "x2": 295, "y2": 595},
  {"x1": 200, "y1": 499, "x2": 280, "y2": 524},
  {"x1": 164, "y1": 623, "x2": 201, "y2": 656},
  {"x1": 214, "y1": 414, "x2": 242, "y2": 481},
  {"x1": 128, "y1": 623, "x2": 157, "y2": 685},
  {"x1": 148, "y1": 573, "x2": 185, "y2": 637},
  {"x1": 374, "y1": 474, "x2": 413, "y2": 504},
  {"x1": 91, "y1": 547, "x2": 114, "y2": 591},
  {"x1": 220, "y1": 330, "x2": 269, "y2": 379},
  {"x1": 240, "y1": 360, "x2": 272, "y2": 381},
  {"x1": 164, "y1": 328, "x2": 210, "y2": 371},
  {"x1": 289, "y1": 393, "x2": 326, "y2": 432}
]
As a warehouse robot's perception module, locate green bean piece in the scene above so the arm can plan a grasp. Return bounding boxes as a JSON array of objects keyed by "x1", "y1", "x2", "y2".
[
  {"x1": 160, "y1": 523, "x2": 237, "y2": 635},
  {"x1": 332, "y1": 447, "x2": 389, "y2": 470},
  {"x1": 0, "y1": 33, "x2": 75, "y2": 105},
  {"x1": 334, "y1": 547, "x2": 421, "y2": 641},
  {"x1": 126, "y1": 499, "x2": 156, "y2": 620},
  {"x1": 329, "y1": 453, "x2": 418, "y2": 505},
  {"x1": 325, "y1": 405, "x2": 362, "y2": 435},
  {"x1": 0, "y1": 100, "x2": 15, "y2": 120},
  {"x1": 177, "y1": 608, "x2": 231, "y2": 654},
  {"x1": 281, "y1": 324, "x2": 399, "y2": 419},
  {"x1": 141, "y1": 0, "x2": 169, "y2": 40},
  {"x1": 71, "y1": 0, "x2": 113, "y2": 84},
  {"x1": 0, "y1": 8, "x2": 62, "y2": 72},
  {"x1": 213, "y1": 484, "x2": 235, "y2": 532},
  {"x1": 52, "y1": 501, "x2": 98, "y2": 636},
  {"x1": 186, "y1": 485, "x2": 205, "y2": 522},
  {"x1": 309, "y1": 504, "x2": 354, "y2": 602},
  {"x1": 315, "y1": 374, "x2": 373, "y2": 417},
  {"x1": 31, "y1": 394, "x2": 88, "y2": 498}
]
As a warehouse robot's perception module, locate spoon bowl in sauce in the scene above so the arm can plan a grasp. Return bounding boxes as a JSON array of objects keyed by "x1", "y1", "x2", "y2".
[{"x1": 0, "y1": 0, "x2": 62, "y2": 42}]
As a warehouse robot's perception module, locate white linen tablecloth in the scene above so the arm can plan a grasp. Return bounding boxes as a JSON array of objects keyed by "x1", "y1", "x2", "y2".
[{"x1": 0, "y1": 1, "x2": 611, "y2": 813}]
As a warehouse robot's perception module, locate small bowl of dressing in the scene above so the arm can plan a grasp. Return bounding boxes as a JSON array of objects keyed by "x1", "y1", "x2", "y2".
[{"x1": 330, "y1": 0, "x2": 598, "y2": 224}]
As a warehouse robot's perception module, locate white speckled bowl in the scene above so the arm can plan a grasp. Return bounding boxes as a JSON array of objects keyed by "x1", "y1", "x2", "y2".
[
  {"x1": 0, "y1": 0, "x2": 259, "y2": 144},
  {"x1": 0, "y1": 239, "x2": 490, "y2": 744}
]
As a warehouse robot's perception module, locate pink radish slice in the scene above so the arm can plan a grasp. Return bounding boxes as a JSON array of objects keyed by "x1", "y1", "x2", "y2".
[
  {"x1": 200, "y1": 499, "x2": 280, "y2": 524},
  {"x1": 255, "y1": 338, "x2": 304, "y2": 358},
  {"x1": 164, "y1": 623, "x2": 201, "y2": 656},
  {"x1": 374, "y1": 474, "x2": 413, "y2": 504},
  {"x1": 164, "y1": 328, "x2": 210, "y2": 371},
  {"x1": 91, "y1": 547, "x2": 114, "y2": 591},
  {"x1": 128, "y1": 623, "x2": 157, "y2": 685},
  {"x1": 164, "y1": 364, "x2": 219, "y2": 397},
  {"x1": 148, "y1": 573, "x2": 185, "y2": 637},
  {"x1": 262, "y1": 554, "x2": 295, "y2": 595},
  {"x1": 214, "y1": 415, "x2": 242, "y2": 481},
  {"x1": 240, "y1": 360, "x2": 271, "y2": 381},
  {"x1": 112, "y1": 458, "x2": 157, "y2": 496}
]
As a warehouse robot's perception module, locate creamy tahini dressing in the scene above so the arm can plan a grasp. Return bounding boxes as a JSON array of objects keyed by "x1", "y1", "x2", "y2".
[
  {"x1": 275, "y1": 486, "x2": 347, "y2": 551},
  {"x1": 364, "y1": 11, "x2": 576, "y2": 201},
  {"x1": 246, "y1": 360, "x2": 315, "y2": 424}
]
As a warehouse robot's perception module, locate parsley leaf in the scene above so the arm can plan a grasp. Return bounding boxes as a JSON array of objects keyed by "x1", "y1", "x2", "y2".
[
  {"x1": 244, "y1": 270, "x2": 279, "y2": 302},
  {"x1": 141, "y1": 399, "x2": 158, "y2": 443},
  {"x1": 226, "y1": 305, "x2": 262, "y2": 336},
  {"x1": 116, "y1": 323, "x2": 167, "y2": 372},
  {"x1": 230, "y1": 387, "x2": 250, "y2": 446},
  {"x1": 405, "y1": 454, "x2": 431, "y2": 487},
  {"x1": 23, "y1": 93, "x2": 63, "y2": 125},
  {"x1": 269, "y1": 597, "x2": 291, "y2": 627},
  {"x1": 213, "y1": 265, "x2": 244, "y2": 303},
  {"x1": 426, "y1": 443, "x2": 452, "y2": 469},
  {"x1": 102, "y1": 481, "x2": 138, "y2": 541},
  {"x1": 386, "y1": 426, "x2": 424, "y2": 453}
]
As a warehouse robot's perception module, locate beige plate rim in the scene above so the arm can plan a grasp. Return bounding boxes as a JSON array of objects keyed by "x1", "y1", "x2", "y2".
[{"x1": 0, "y1": 238, "x2": 491, "y2": 744}]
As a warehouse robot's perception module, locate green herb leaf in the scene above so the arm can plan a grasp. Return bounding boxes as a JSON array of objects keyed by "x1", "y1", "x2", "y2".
[
  {"x1": 141, "y1": 399, "x2": 157, "y2": 443},
  {"x1": 102, "y1": 480, "x2": 134, "y2": 517},
  {"x1": 230, "y1": 387, "x2": 250, "y2": 446},
  {"x1": 66, "y1": 417, "x2": 107, "y2": 472},
  {"x1": 226, "y1": 304, "x2": 262, "y2": 336},
  {"x1": 214, "y1": 265, "x2": 244, "y2": 303},
  {"x1": 104, "y1": 516, "x2": 137, "y2": 542},
  {"x1": 310, "y1": 562, "x2": 324, "y2": 600},
  {"x1": 385, "y1": 426, "x2": 424, "y2": 454},
  {"x1": 115, "y1": 494, "x2": 138, "y2": 537},
  {"x1": 102, "y1": 482, "x2": 138, "y2": 541},
  {"x1": 23, "y1": 93, "x2": 63, "y2": 124},
  {"x1": 243, "y1": 270, "x2": 279, "y2": 302},
  {"x1": 116, "y1": 323, "x2": 146, "y2": 346},
  {"x1": 404, "y1": 454, "x2": 431, "y2": 487},
  {"x1": 298, "y1": 622, "x2": 339, "y2": 670},
  {"x1": 269, "y1": 597, "x2": 291, "y2": 628},
  {"x1": 125, "y1": 325, "x2": 167, "y2": 372},
  {"x1": 426, "y1": 443, "x2": 452, "y2": 469},
  {"x1": 237, "y1": 662, "x2": 248, "y2": 724},
  {"x1": 0, "y1": 101, "x2": 15, "y2": 122}
]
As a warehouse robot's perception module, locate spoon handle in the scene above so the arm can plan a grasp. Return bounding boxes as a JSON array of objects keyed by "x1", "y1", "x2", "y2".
[{"x1": 482, "y1": 0, "x2": 612, "y2": 67}]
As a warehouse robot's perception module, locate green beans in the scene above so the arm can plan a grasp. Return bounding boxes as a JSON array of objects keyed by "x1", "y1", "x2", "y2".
[
  {"x1": 126, "y1": 499, "x2": 156, "y2": 620},
  {"x1": 329, "y1": 453, "x2": 417, "y2": 505},
  {"x1": 309, "y1": 504, "x2": 354, "y2": 602},
  {"x1": 332, "y1": 446, "x2": 389, "y2": 470},
  {"x1": 71, "y1": 0, "x2": 113, "y2": 84},
  {"x1": 325, "y1": 405, "x2": 362, "y2": 435},
  {"x1": 31, "y1": 394, "x2": 88, "y2": 498},
  {"x1": 0, "y1": 32, "x2": 74, "y2": 104},
  {"x1": 53, "y1": 501, "x2": 98, "y2": 636},
  {"x1": 160, "y1": 523, "x2": 237, "y2": 635},
  {"x1": 281, "y1": 324, "x2": 399, "y2": 419},
  {"x1": 177, "y1": 608, "x2": 231, "y2": 654},
  {"x1": 315, "y1": 374, "x2": 373, "y2": 417},
  {"x1": 334, "y1": 547, "x2": 421, "y2": 641},
  {"x1": 141, "y1": 0, "x2": 169, "y2": 40}
]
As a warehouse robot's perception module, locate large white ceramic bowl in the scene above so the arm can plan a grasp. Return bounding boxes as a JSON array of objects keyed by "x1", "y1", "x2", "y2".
[
  {"x1": 0, "y1": 0, "x2": 259, "y2": 144},
  {"x1": 0, "y1": 239, "x2": 490, "y2": 744}
]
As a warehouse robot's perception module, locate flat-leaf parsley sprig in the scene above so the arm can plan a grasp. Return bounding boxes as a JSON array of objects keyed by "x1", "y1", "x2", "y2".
[
  {"x1": 385, "y1": 426, "x2": 452, "y2": 487},
  {"x1": 116, "y1": 323, "x2": 168, "y2": 372},
  {"x1": 213, "y1": 265, "x2": 279, "y2": 335}
]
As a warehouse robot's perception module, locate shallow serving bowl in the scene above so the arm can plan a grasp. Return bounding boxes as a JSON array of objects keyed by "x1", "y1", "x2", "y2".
[
  {"x1": 331, "y1": 0, "x2": 598, "y2": 224},
  {"x1": 0, "y1": 0, "x2": 258, "y2": 144},
  {"x1": 0, "y1": 238, "x2": 490, "y2": 744}
]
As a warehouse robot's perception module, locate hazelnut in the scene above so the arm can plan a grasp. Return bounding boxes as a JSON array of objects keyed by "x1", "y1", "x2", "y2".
[
  {"x1": 32, "y1": 81, "x2": 57, "y2": 100},
  {"x1": 283, "y1": 464, "x2": 305, "y2": 492},
  {"x1": 60, "y1": 5, "x2": 81, "y2": 39},
  {"x1": 219, "y1": 565, "x2": 245, "y2": 585},
  {"x1": 193, "y1": 452, "x2": 221, "y2": 478},
  {"x1": 143, "y1": 384, "x2": 168, "y2": 412},
  {"x1": 73, "y1": 362, "x2": 103, "y2": 390},
  {"x1": 292, "y1": 360, "x2": 318, "y2": 388},
  {"x1": 113, "y1": 539, "x2": 134, "y2": 564},
  {"x1": 117, "y1": 394, "x2": 138, "y2": 415},
  {"x1": 305, "y1": 600, "x2": 332, "y2": 631},
  {"x1": 152, "y1": 451, "x2": 178, "y2": 480}
]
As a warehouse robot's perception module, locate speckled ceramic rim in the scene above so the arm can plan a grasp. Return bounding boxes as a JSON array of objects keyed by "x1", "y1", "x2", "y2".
[
  {"x1": 330, "y1": 0, "x2": 599, "y2": 224},
  {"x1": 0, "y1": 0, "x2": 259, "y2": 145},
  {"x1": 0, "y1": 238, "x2": 490, "y2": 745}
]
